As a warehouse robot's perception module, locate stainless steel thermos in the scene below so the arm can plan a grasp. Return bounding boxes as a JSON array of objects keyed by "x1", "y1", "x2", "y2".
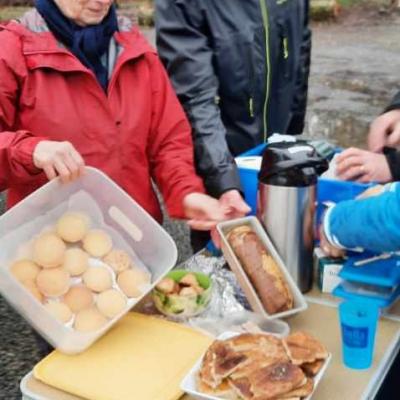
[{"x1": 257, "y1": 139, "x2": 328, "y2": 293}]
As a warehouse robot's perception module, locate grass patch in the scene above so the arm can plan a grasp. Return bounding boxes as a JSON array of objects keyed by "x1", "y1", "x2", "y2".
[
  {"x1": 338, "y1": 0, "x2": 389, "y2": 6},
  {"x1": 0, "y1": 6, "x2": 31, "y2": 21}
]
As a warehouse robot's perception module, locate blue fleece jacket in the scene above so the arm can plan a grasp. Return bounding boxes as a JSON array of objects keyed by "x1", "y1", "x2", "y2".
[{"x1": 324, "y1": 183, "x2": 400, "y2": 253}]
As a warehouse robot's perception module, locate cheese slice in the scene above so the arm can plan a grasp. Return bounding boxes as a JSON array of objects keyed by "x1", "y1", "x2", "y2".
[{"x1": 34, "y1": 312, "x2": 212, "y2": 400}]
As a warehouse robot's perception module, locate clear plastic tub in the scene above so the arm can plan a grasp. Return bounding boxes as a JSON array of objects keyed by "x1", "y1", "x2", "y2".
[{"x1": 0, "y1": 167, "x2": 177, "y2": 354}]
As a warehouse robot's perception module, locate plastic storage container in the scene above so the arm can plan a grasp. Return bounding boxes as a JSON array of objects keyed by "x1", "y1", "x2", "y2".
[
  {"x1": 0, "y1": 167, "x2": 177, "y2": 354},
  {"x1": 316, "y1": 177, "x2": 374, "y2": 227},
  {"x1": 235, "y1": 143, "x2": 267, "y2": 214},
  {"x1": 217, "y1": 216, "x2": 308, "y2": 320}
]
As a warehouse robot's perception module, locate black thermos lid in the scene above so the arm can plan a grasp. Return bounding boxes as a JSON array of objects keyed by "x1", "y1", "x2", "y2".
[{"x1": 258, "y1": 140, "x2": 329, "y2": 187}]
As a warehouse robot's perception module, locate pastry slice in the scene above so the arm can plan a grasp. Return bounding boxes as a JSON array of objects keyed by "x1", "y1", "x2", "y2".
[
  {"x1": 229, "y1": 361, "x2": 306, "y2": 400},
  {"x1": 283, "y1": 331, "x2": 328, "y2": 365},
  {"x1": 199, "y1": 340, "x2": 248, "y2": 389},
  {"x1": 301, "y1": 359, "x2": 325, "y2": 377},
  {"x1": 197, "y1": 376, "x2": 237, "y2": 399},
  {"x1": 280, "y1": 377, "x2": 314, "y2": 398}
]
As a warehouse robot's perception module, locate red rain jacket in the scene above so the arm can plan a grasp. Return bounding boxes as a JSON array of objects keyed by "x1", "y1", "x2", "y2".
[{"x1": 0, "y1": 12, "x2": 204, "y2": 222}]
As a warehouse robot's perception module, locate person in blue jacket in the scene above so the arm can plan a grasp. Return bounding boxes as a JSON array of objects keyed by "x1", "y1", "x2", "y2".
[
  {"x1": 320, "y1": 182, "x2": 400, "y2": 257},
  {"x1": 320, "y1": 181, "x2": 400, "y2": 400}
]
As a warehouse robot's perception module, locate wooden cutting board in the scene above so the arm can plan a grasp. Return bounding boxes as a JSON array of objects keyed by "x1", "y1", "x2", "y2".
[{"x1": 33, "y1": 312, "x2": 212, "y2": 400}]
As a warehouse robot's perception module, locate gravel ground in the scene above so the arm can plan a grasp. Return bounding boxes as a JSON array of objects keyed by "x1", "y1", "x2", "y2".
[{"x1": 1, "y1": 9, "x2": 400, "y2": 399}]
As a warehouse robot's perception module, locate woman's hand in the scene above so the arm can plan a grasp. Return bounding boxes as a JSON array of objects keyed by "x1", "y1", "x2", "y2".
[
  {"x1": 219, "y1": 190, "x2": 251, "y2": 218},
  {"x1": 33, "y1": 140, "x2": 85, "y2": 183},
  {"x1": 335, "y1": 147, "x2": 392, "y2": 183},
  {"x1": 183, "y1": 192, "x2": 229, "y2": 231},
  {"x1": 368, "y1": 109, "x2": 400, "y2": 152}
]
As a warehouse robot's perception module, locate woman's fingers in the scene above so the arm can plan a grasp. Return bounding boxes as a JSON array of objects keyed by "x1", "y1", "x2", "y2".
[
  {"x1": 187, "y1": 219, "x2": 219, "y2": 231},
  {"x1": 42, "y1": 163, "x2": 57, "y2": 181},
  {"x1": 69, "y1": 147, "x2": 86, "y2": 176},
  {"x1": 63, "y1": 152, "x2": 82, "y2": 181},
  {"x1": 339, "y1": 164, "x2": 367, "y2": 181},
  {"x1": 33, "y1": 140, "x2": 85, "y2": 183},
  {"x1": 53, "y1": 158, "x2": 72, "y2": 184}
]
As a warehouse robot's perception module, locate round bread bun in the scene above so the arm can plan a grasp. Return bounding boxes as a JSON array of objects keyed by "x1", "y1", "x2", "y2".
[
  {"x1": 10, "y1": 259, "x2": 41, "y2": 282},
  {"x1": 74, "y1": 307, "x2": 108, "y2": 332},
  {"x1": 117, "y1": 269, "x2": 149, "y2": 298},
  {"x1": 44, "y1": 301, "x2": 72, "y2": 323},
  {"x1": 63, "y1": 248, "x2": 89, "y2": 276},
  {"x1": 21, "y1": 279, "x2": 43, "y2": 302},
  {"x1": 63, "y1": 285, "x2": 94, "y2": 313},
  {"x1": 36, "y1": 267, "x2": 70, "y2": 297},
  {"x1": 82, "y1": 266, "x2": 113, "y2": 293},
  {"x1": 103, "y1": 249, "x2": 131, "y2": 273},
  {"x1": 33, "y1": 233, "x2": 66, "y2": 268},
  {"x1": 56, "y1": 212, "x2": 89, "y2": 243},
  {"x1": 96, "y1": 289, "x2": 127, "y2": 318},
  {"x1": 82, "y1": 230, "x2": 112, "y2": 258}
]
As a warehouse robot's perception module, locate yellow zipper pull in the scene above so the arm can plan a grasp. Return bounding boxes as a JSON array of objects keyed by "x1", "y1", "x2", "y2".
[
  {"x1": 249, "y1": 97, "x2": 255, "y2": 118},
  {"x1": 283, "y1": 37, "x2": 289, "y2": 59}
]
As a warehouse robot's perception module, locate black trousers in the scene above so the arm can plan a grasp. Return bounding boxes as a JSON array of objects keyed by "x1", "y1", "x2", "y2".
[
  {"x1": 190, "y1": 230, "x2": 211, "y2": 253},
  {"x1": 375, "y1": 348, "x2": 400, "y2": 399}
]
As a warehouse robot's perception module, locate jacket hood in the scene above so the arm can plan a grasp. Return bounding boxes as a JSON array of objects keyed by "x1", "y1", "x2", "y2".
[{"x1": 0, "y1": 9, "x2": 155, "y2": 58}]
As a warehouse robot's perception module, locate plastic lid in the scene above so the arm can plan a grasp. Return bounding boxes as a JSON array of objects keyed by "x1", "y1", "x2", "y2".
[{"x1": 259, "y1": 140, "x2": 328, "y2": 187}]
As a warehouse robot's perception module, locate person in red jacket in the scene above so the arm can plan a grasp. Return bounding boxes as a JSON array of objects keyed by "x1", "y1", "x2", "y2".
[{"x1": 0, "y1": 0, "x2": 228, "y2": 231}]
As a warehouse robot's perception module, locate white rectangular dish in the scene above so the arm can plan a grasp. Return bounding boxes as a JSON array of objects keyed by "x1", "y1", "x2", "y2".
[
  {"x1": 0, "y1": 167, "x2": 177, "y2": 354},
  {"x1": 217, "y1": 216, "x2": 308, "y2": 320},
  {"x1": 181, "y1": 331, "x2": 331, "y2": 400}
]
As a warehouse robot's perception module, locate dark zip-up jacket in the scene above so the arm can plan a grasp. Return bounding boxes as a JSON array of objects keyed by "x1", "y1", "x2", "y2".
[
  {"x1": 384, "y1": 91, "x2": 400, "y2": 181},
  {"x1": 156, "y1": 0, "x2": 311, "y2": 197}
]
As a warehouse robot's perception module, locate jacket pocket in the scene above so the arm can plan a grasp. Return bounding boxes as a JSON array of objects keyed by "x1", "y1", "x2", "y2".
[
  {"x1": 245, "y1": 44, "x2": 257, "y2": 118},
  {"x1": 277, "y1": 19, "x2": 295, "y2": 85},
  {"x1": 214, "y1": 30, "x2": 258, "y2": 118}
]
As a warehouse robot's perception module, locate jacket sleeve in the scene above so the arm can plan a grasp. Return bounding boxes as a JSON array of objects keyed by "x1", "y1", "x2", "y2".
[
  {"x1": 147, "y1": 53, "x2": 206, "y2": 219},
  {"x1": 0, "y1": 57, "x2": 45, "y2": 191},
  {"x1": 286, "y1": 0, "x2": 312, "y2": 135},
  {"x1": 155, "y1": 0, "x2": 242, "y2": 198},
  {"x1": 384, "y1": 91, "x2": 400, "y2": 112},
  {"x1": 324, "y1": 183, "x2": 400, "y2": 253},
  {"x1": 383, "y1": 147, "x2": 400, "y2": 181}
]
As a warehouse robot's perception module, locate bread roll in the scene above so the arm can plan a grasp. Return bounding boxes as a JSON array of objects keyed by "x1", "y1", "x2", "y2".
[
  {"x1": 56, "y1": 212, "x2": 89, "y2": 243},
  {"x1": 10, "y1": 259, "x2": 40, "y2": 282},
  {"x1": 96, "y1": 289, "x2": 127, "y2": 318},
  {"x1": 63, "y1": 248, "x2": 89, "y2": 276},
  {"x1": 82, "y1": 230, "x2": 112, "y2": 258},
  {"x1": 82, "y1": 266, "x2": 113, "y2": 293},
  {"x1": 227, "y1": 226, "x2": 293, "y2": 314},
  {"x1": 36, "y1": 267, "x2": 70, "y2": 297},
  {"x1": 44, "y1": 301, "x2": 73, "y2": 323},
  {"x1": 63, "y1": 285, "x2": 94, "y2": 312},
  {"x1": 103, "y1": 249, "x2": 131, "y2": 273},
  {"x1": 33, "y1": 233, "x2": 66, "y2": 268}
]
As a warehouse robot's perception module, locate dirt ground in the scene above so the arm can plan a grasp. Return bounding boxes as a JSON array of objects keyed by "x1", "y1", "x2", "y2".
[
  {"x1": 305, "y1": 6, "x2": 400, "y2": 148},
  {"x1": 0, "y1": 6, "x2": 400, "y2": 399}
]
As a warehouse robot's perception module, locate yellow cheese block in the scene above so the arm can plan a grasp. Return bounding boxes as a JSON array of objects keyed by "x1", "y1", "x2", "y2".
[{"x1": 34, "y1": 312, "x2": 213, "y2": 400}]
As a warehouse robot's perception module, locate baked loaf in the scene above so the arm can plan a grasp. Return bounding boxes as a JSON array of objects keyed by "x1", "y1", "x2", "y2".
[{"x1": 227, "y1": 226, "x2": 293, "y2": 315}]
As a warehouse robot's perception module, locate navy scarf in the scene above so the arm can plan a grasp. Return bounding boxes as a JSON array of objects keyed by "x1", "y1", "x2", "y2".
[{"x1": 35, "y1": 0, "x2": 118, "y2": 91}]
